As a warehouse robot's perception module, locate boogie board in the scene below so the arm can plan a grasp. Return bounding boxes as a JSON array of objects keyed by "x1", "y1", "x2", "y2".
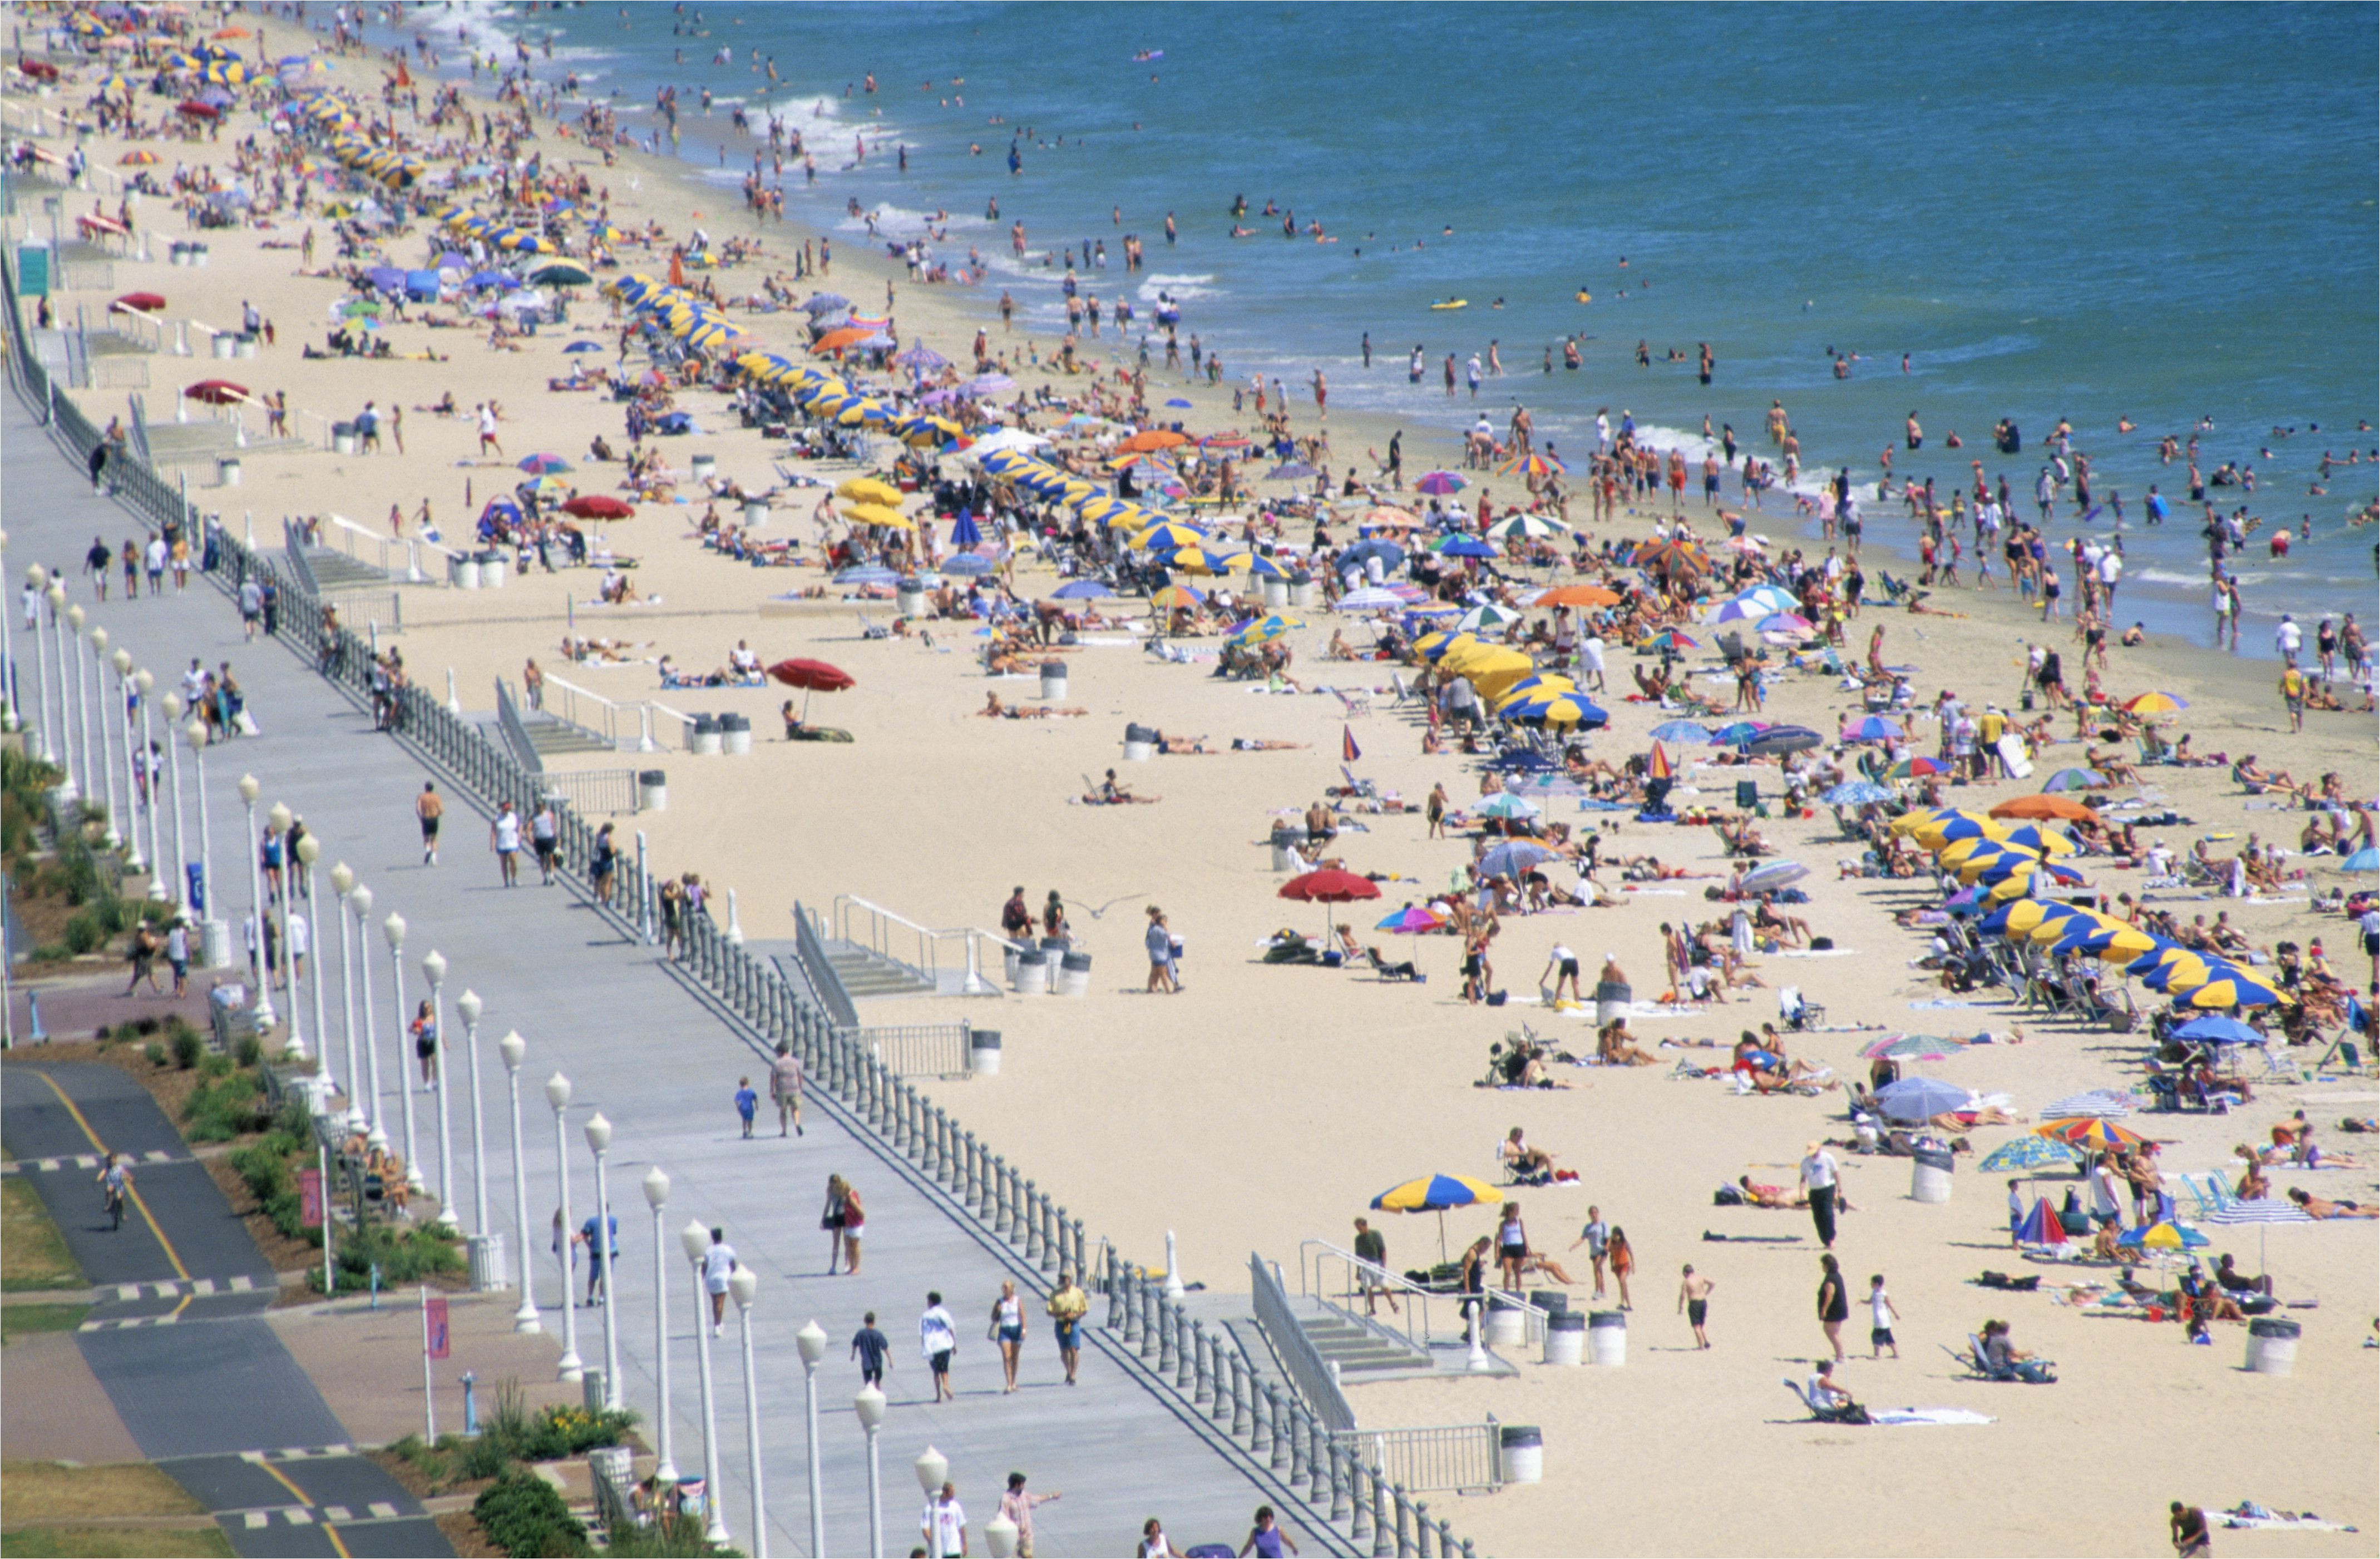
[{"x1": 1997, "y1": 734, "x2": 2033, "y2": 780}]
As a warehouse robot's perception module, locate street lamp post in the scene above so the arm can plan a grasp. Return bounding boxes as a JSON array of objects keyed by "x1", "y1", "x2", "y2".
[
  {"x1": 43, "y1": 585, "x2": 71, "y2": 792},
  {"x1": 267, "y1": 802, "x2": 304, "y2": 1062},
  {"x1": 383, "y1": 913, "x2": 420, "y2": 1190},
  {"x1": 66, "y1": 605, "x2": 91, "y2": 803},
  {"x1": 547, "y1": 1072, "x2": 583, "y2": 1382},
  {"x1": 87, "y1": 627, "x2": 117, "y2": 847},
  {"x1": 185, "y1": 720, "x2": 216, "y2": 949},
  {"x1": 2, "y1": 546, "x2": 21, "y2": 737},
  {"x1": 239, "y1": 776, "x2": 275, "y2": 1028},
  {"x1": 643, "y1": 1167, "x2": 677, "y2": 1485},
  {"x1": 423, "y1": 950, "x2": 456, "y2": 1230},
  {"x1": 133, "y1": 666, "x2": 163, "y2": 895},
  {"x1": 24, "y1": 568, "x2": 52, "y2": 765},
  {"x1": 733, "y1": 1271, "x2": 769, "y2": 1559},
  {"x1": 915, "y1": 1447, "x2": 949, "y2": 1548},
  {"x1": 456, "y1": 990, "x2": 490, "y2": 1236},
  {"x1": 584, "y1": 1112, "x2": 621, "y2": 1410},
  {"x1": 679, "y1": 1219, "x2": 729, "y2": 1547},
  {"x1": 106, "y1": 645, "x2": 134, "y2": 860},
  {"x1": 796, "y1": 1319, "x2": 826, "y2": 1559},
  {"x1": 349, "y1": 885, "x2": 383, "y2": 1147},
  {"x1": 160, "y1": 694, "x2": 188, "y2": 910},
  {"x1": 295, "y1": 835, "x2": 325, "y2": 1079},
  {"x1": 499, "y1": 1033, "x2": 541, "y2": 1335},
  {"x1": 854, "y1": 1384, "x2": 886, "y2": 1559},
  {"x1": 330, "y1": 864, "x2": 361, "y2": 1128}
]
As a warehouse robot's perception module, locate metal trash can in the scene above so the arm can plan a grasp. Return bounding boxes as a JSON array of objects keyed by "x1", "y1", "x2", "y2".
[
  {"x1": 588, "y1": 1446, "x2": 634, "y2": 1513},
  {"x1": 742, "y1": 498, "x2": 768, "y2": 527},
  {"x1": 1543, "y1": 1310, "x2": 1586, "y2": 1366},
  {"x1": 1056, "y1": 950, "x2": 1092, "y2": 997},
  {"x1": 1594, "y1": 981, "x2": 1632, "y2": 1025},
  {"x1": 467, "y1": 1233, "x2": 510, "y2": 1293},
  {"x1": 1288, "y1": 576, "x2": 1316, "y2": 608},
  {"x1": 719, "y1": 712, "x2": 751, "y2": 756},
  {"x1": 1002, "y1": 942, "x2": 1023, "y2": 984},
  {"x1": 479, "y1": 551, "x2": 508, "y2": 588},
  {"x1": 452, "y1": 553, "x2": 481, "y2": 590},
  {"x1": 2245, "y1": 1317, "x2": 2300, "y2": 1377},
  {"x1": 1485, "y1": 1294, "x2": 1527, "y2": 1349},
  {"x1": 212, "y1": 331, "x2": 238, "y2": 359},
  {"x1": 330, "y1": 420, "x2": 358, "y2": 456},
  {"x1": 1497, "y1": 1424, "x2": 1544, "y2": 1485},
  {"x1": 1910, "y1": 1146, "x2": 1954, "y2": 1205},
  {"x1": 970, "y1": 1029, "x2": 1002, "y2": 1077},
  {"x1": 1122, "y1": 738, "x2": 1153, "y2": 762},
  {"x1": 638, "y1": 769, "x2": 668, "y2": 811},
  {"x1": 1013, "y1": 949, "x2": 1049, "y2": 994},
  {"x1": 1262, "y1": 578, "x2": 1290, "y2": 610},
  {"x1": 1039, "y1": 661, "x2": 1068, "y2": 700},
  {"x1": 690, "y1": 453, "x2": 717, "y2": 482},
  {"x1": 1270, "y1": 823, "x2": 1298, "y2": 872},
  {"x1": 690, "y1": 715, "x2": 722, "y2": 756},
  {"x1": 1587, "y1": 1309, "x2": 1627, "y2": 1367},
  {"x1": 216, "y1": 456, "x2": 240, "y2": 487},
  {"x1": 897, "y1": 581, "x2": 926, "y2": 618},
  {"x1": 580, "y1": 1369, "x2": 608, "y2": 1412}
]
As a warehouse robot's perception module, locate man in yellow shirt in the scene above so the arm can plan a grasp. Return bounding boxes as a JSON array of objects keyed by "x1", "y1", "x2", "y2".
[{"x1": 1045, "y1": 1270, "x2": 1090, "y2": 1385}]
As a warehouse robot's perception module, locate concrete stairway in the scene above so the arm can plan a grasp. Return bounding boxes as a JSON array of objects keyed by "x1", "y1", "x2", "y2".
[
  {"x1": 1277, "y1": 1293, "x2": 1437, "y2": 1382},
  {"x1": 516, "y1": 711, "x2": 616, "y2": 759},
  {"x1": 818, "y1": 939, "x2": 936, "y2": 1000},
  {"x1": 297, "y1": 547, "x2": 389, "y2": 590}
]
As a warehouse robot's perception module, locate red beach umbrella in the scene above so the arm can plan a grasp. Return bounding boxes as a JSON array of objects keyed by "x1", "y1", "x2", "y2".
[
  {"x1": 112, "y1": 291, "x2": 167, "y2": 313},
  {"x1": 1278, "y1": 868, "x2": 1382, "y2": 944},
  {"x1": 182, "y1": 379, "x2": 250, "y2": 404},
  {"x1": 560, "y1": 495, "x2": 634, "y2": 519},
  {"x1": 768, "y1": 657, "x2": 855, "y2": 724}
]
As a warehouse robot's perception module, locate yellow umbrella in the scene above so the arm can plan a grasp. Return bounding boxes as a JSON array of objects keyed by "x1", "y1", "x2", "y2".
[
  {"x1": 1937, "y1": 835, "x2": 2018, "y2": 870},
  {"x1": 1490, "y1": 676, "x2": 1577, "y2": 711},
  {"x1": 2089, "y1": 925, "x2": 2161, "y2": 963},
  {"x1": 841, "y1": 502, "x2": 910, "y2": 528},
  {"x1": 836, "y1": 477, "x2": 903, "y2": 505}
]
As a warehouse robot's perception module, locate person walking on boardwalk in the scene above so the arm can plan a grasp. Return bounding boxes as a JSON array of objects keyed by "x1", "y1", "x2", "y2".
[
  {"x1": 921, "y1": 1291, "x2": 959, "y2": 1403},
  {"x1": 1046, "y1": 1269, "x2": 1089, "y2": 1384},
  {"x1": 771, "y1": 1041, "x2": 804, "y2": 1137}
]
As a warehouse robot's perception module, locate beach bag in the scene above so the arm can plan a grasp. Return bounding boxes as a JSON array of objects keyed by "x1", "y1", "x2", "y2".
[
  {"x1": 235, "y1": 709, "x2": 261, "y2": 736},
  {"x1": 1713, "y1": 1184, "x2": 1746, "y2": 1206}
]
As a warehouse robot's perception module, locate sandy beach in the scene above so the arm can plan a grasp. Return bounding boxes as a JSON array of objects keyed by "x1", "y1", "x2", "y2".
[{"x1": 7, "y1": 12, "x2": 2378, "y2": 1555}]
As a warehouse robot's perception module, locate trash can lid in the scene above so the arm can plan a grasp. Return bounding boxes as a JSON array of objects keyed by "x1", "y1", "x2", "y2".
[
  {"x1": 1015, "y1": 949, "x2": 1048, "y2": 966},
  {"x1": 691, "y1": 714, "x2": 718, "y2": 731},
  {"x1": 2248, "y1": 1318, "x2": 2302, "y2": 1339},
  {"x1": 1530, "y1": 1290, "x2": 1571, "y2": 1314},
  {"x1": 718, "y1": 713, "x2": 748, "y2": 730},
  {"x1": 1497, "y1": 1424, "x2": 1543, "y2": 1447},
  {"x1": 968, "y1": 1030, "x2": 1001, "y2": 1048},
  {"x1": 638, "y1": 769, "x2": 667, "y2": 785},
  {"x1": 1587, "y1": 1309, "x2": 1627, "y2": 1327},
  {"x1": 1913, "y1": 1148, "x2": 1956, "y2": 1170},
  {"x1": 1547, "y1": 1310, "x2": 1587, "y2": 1329},
  {"x1": 1060, "y1": 951, "x2": 1093, "y2": 970}
]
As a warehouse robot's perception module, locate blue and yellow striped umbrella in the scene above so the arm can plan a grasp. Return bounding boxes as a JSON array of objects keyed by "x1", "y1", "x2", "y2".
[
  {"x1": 2184, "y1": 976, "x2": 2287, "y2": 1009},
  {"x1": 1502, "y1": 692, "x2": 1608, "y2": 729},
  {"x1": 1228, "y1": 613, "x2": 1306, "y2": 646},
  {"x1": 1371, "y1": 1174, "x2": 1502, "y2": 1214},
  {"x1": 1488, "y1": 675, "x2": 1577, "y2": 711},
  {"x1": 1130, "y1": 522, "x2": 1209, "y2": 553}
]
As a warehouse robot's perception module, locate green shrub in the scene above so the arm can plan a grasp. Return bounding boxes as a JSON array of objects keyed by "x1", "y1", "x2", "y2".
[
  {"x1": 604, "y1": 1512, "x2": 734, "y2": 1557},
  {"x1": 472, "y1": 1469, "x2": 589, "y2": 1558},
  {"x1": 183, "y1": 1065, "x2": 262, "y2": 1141},
  {"x1": 475, "y1": 1379, "x2": 636, "y2": 1464},
  {"x1": 234, "y1": 1033, "x2": 263, "y2": 1068},
  {"x1": 144, "y1": 1041, "x2": 169, "y2": 1067},
  {"x1": 328, "y1": 1221, "x2": 465, "y2": 1290},
  {"x1": 171, "y1": 1026, "x2": 206, "y2": 1071},
  {"x1": 61, "y1": 910, "x2": 107, "y2": 954},
  {"x1": 455, "y1": 1430, "x2": 513, "y2": 1482}
]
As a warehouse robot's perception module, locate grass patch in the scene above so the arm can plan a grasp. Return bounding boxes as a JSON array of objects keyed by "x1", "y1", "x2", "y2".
[
  {"x1": 471, "y1": 1471, "x2": 588, "y2": 1559},
  {"x1": 0, "y1": 1462, "x2": 208, "y2": 1522},
  {"x1": 0, "y1": 1304, "x2": 90, "y2": 1344},
  {"x1": 0, "y1": 1179, "x2": 83, "y2": 1293},
  {"x1": 0, "y1": 1530, "x2": 231, "y2": 1559}
]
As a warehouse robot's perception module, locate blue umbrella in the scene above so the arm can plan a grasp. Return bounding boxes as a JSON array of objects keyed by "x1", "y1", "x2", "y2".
[
  {"x1": 1712, "y1": 721, "x2": 1770, "y2": 745},
  {"x1": 940, "y1": 554, "x2": 996, "y2": 577},
  {"x1": 1737, "y1": 860, "x2": 1809, "y2": 893},
  {"x1": 1436, "y1": 537, "x2": 1498, "y2": 560},
  {"x1": 835, "y1": 565, "x2": 901, "y2": 587},
  {"x1": 1267, "y1": 462, "x2": 1321, "y2": 482},
  {"x1": 465, "y1": 269, "x2": 517, "y2": 291},
  {"x1": 1052, "y1": 580, "x2": 1114, "y2": 600},
  {"x1": 2342, "y1": 847, "x2": 2380, "y2": 873},
  {"x1": 802, "y1": 293, "x2": 850, "y2": 313},
  {"x1": 1475, "y1": 794, "x2": 1543, "y2": 821},
  {"x1": 1977, "y1": 1135, "x2": 2082, "y2": 1174},
  {"x1": 1478, "y1": 840, "x2": 1554, "y2": 879},
  {"x1": 1822, "y1": 780, "x2": 1896, "y2": 806},
  {"x1": 1650, "y1": 720, "x2": 1712, "y2": 743},
  {"x1": 563, "y1": 340, "x2": 605, "y2": 354},
  {"x1": 1875, "y1": 1076, "x2": 1972, "y2": 1123},
  {"x1": 2171, "y1": 1014, "x2": 2263, "y2": 1046},
  {"x1": 364, "y1": 265, "x2": 405, "y2": 289},
  {"x1": 949, "y1": 509, "x2": 984, "y2": 548},
  {"x1": 1166, "y1": 398, "x2": 1193, "y2": 409},
  {"x1": 1341, "y1": 538, "x2": 1406, "y2": 570}
]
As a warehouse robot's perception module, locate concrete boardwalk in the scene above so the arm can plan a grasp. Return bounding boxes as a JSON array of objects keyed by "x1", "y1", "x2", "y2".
[{"x1": 3, "y1": 395, "x2": 1315, "y2": 1556}]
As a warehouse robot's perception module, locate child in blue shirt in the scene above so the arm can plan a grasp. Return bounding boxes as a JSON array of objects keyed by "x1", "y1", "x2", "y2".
[{"x1": 734, "y1": 1077, "x2": 759, "y2": 1139}]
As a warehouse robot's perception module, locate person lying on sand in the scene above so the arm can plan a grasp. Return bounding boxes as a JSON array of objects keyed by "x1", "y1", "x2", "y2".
[
  {"x1": 1084, "y1": 769, "x2": 1160, "y2": 805},
  {"x1": 978, "y1": 693, "x2": 1087, "y2": 719},
  {"x1": 1737, "y1": 1176, "x2": 1807, "y2": 1209},
  {"x1": 2286, "y1": 1187, "x2": 2378, "y2": 1219}
]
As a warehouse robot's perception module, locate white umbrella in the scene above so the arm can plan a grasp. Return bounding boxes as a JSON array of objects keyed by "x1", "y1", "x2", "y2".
[
  {"x1": 2204, "y1": 1196, "x2": 2314, "y2": 1279},
  {"x1": 1456, "y1": 602, "x2": 1524, "y2": 635},
  {"x1": 1337, "y1": 587, "x2": 1407, "y2": 611},
  {"x1": 966, "y1": 426, "x2": 1053, "y2": 459}
]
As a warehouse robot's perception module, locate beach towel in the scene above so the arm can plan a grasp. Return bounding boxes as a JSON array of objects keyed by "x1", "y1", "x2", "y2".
[
  {"x1": 1909, "y1": 998, "x2": 1981, "y2": 1011},
  {"x1": 2212, "y1": 1504, "x2": 2357, "y2": 1533},
  {"x1": 1867, "y1": 1407, "x2": 1996, "y2": 1427},
  {"x1": 1778, "y1": 948, "x2": 1858, "y2": 958}
]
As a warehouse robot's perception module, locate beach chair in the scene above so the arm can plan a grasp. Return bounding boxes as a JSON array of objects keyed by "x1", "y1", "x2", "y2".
[
  {"x1": 1332, "y1": 686, "x2": 1374, "y2": 719},
  {"x1": 1781, "y1": 1377, "x2": 1871, "y2": 1424},
  {"x1": 1363, "y1": 947, "x2": 1423, "y2": 983},
  {"x1": 1945, "y1": 1334, "x2": 2055, "y2": 1383}
]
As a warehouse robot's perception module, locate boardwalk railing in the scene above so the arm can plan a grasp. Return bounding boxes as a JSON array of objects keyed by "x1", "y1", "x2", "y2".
[
  {"x1": 793, "y1": 900, "x2": 861, "y2": 1032},
  {"x1": 280, "y1": 517, "x2": 323, "y2": 597},
  {"x1": 1251, "y1": 1251, "x2": 1357, "y2": 1433},
  {"x1": 1301, "y1": 1238, "x2": 1555, "y2": 1353},
  {"x1": 0, "y1": 243, "x2": 1481, "y2": 1559}
]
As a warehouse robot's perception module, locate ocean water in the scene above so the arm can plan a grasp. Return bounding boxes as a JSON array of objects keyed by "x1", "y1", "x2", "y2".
[{"x1": 404, "y1": 2, "x2": 2378, "y2": 652}]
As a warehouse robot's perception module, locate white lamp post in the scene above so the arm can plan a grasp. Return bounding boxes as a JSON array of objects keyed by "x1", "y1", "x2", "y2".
[
  {"x1": 239, "y1": 775, "x2": 275, "y2": 1028},
  {"x1": 295, "y1": 835, "x2": 324, "y2": 1077},
  {"x1": 349, "y1": 884, "x2": 383, "y2": 1146},
  {"x1": 914, "y1": 1447, "x2": 949, "y2": 1508},
  {"x1": 185, "y1": 720, "x2": 215, "y2": 942},
  {"x1": 134, "y1": 667, "x2": 164, "y2": 895},
  {"x1": 500, "y1": 1032, "x2": 541, "y2": 1334},
  {"x1": 268, "y1": 803, "x2": 304, "y2": 1062},
  {"x1": 584, "y1": 1111, "x2": 621, "y2": 1409},
  {"x1": 66, "y1": 605, "x2": 92, "y2": 801},
  {"x1": 644, "y1": 1167, "x2": 677, "y2": 1484},
  {"x1": 796, "y1": 1320, "x2": 826, "y2": 1557},
  {"x1": 733, "y1": 1271, "x2": 769, "y2": 1559},
  {"x1": 330, "y1": 864, "x2": 361, "y2": 1127},
  {"x1": 854, "y1": 1384, "x2": 886, "y2": 1559},
  {"x1": 26, "y1": 568, "x2": 53, "y2": 764},
  {"x1": 43, "y1": 584, "x2": 70, "y2": 790},
  {"x1": 423, "y1": 949, "x2": 455, "y2": 1230},
  {"x1": 102, "y1": 642, "x2": 130, "y2": 856},
  {"x1": 384, "y1": 912, "x2": 419, "y2": 1190},
  {"x1": 680, "y1": 1218, "x2": 729, "y2": 1546},
  {"x1": 456, "y1": 989, "x2": 490, "y2": 1236},
  {"x1": 547, "y1": 1071, "x2": 583, "y2": 1381},
  {"x1": 2, "y1": 545, "x2": 19, "y2": 736},
  {"x1": 161, "y1": 694, "x2": 188, "y2": 910}
]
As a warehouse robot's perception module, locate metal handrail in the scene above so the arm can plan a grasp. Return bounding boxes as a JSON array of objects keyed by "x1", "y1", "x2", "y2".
[
  {"x1": 1250, "y1": 1251, "x2": 1356, "y2": 1433},
  {"x1": 540, "y1": 671, "x2": 672, "y2": 753},
  {"x1": 320, "y1": 511, "x2": 455, "y2": 582},
  {"x1": 491, "y1": 676, "x2": 544, "y2": 774},
  {"x1": 1301, "y1": 1238, "x2": 1554, "y2": 1353},
  {"x1": 793, "y1": 901, "x2": 860, "y2": 1031},
  {"x1": 280, "y1": 516, "x2": 322, "y2": 598},
  {"x1": 831, "y1": 893, "x2": 1015, "y2": 996}
]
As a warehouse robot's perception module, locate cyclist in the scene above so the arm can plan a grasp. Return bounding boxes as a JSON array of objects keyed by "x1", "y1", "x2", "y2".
[{"x1": 97, "y1": 1152, "x2": 134, "y2": 1232}]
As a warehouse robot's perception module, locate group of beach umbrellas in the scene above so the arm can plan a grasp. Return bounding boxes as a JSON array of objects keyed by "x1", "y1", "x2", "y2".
[{"x1": 1408, "y1": 630, "x2": 1607, "y2": 729}]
